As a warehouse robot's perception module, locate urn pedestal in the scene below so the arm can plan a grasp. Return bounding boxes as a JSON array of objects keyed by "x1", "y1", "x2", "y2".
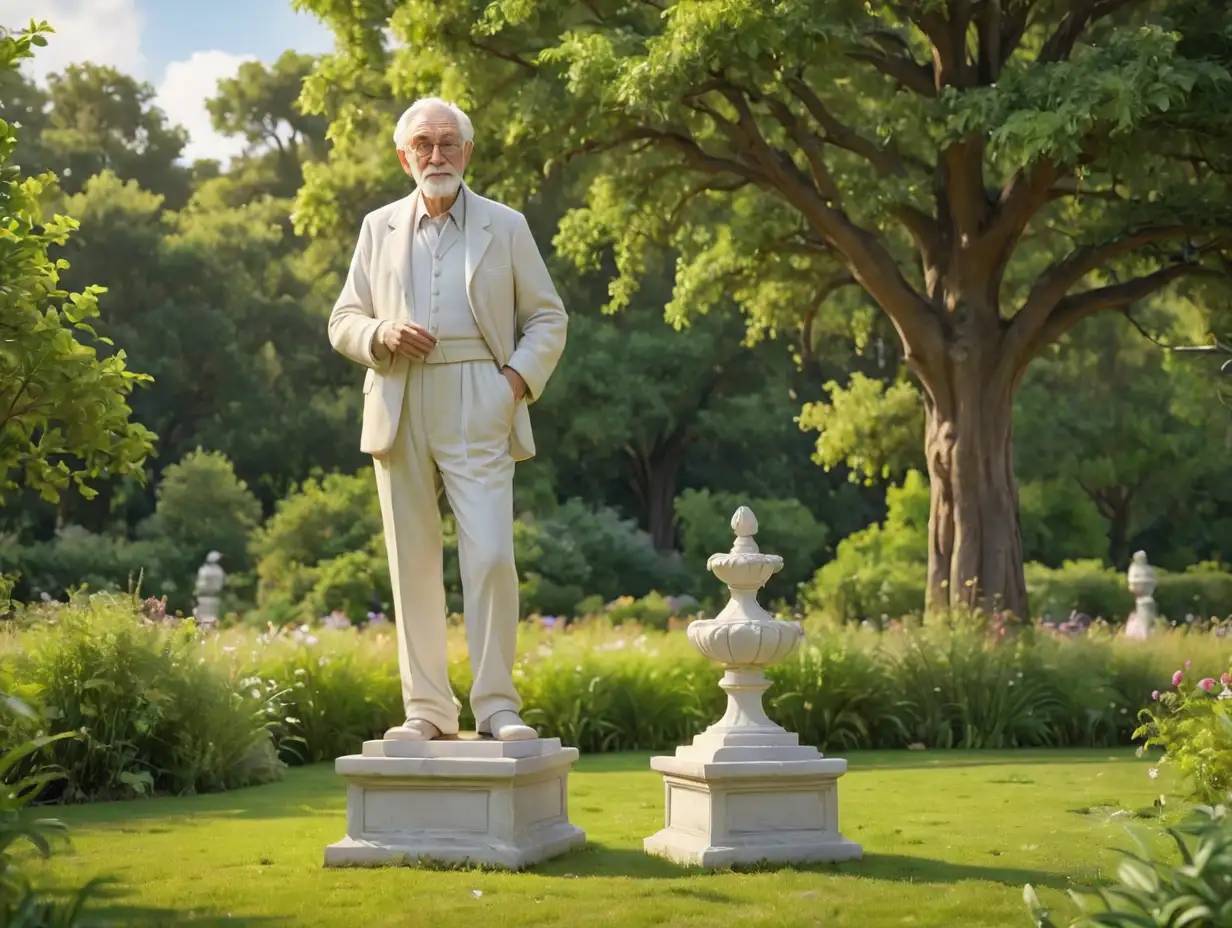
[
  {"x1": 324, "y1": 735, "x2": 585, "y2": 870},
  {"x1": 643, "y1": 507, "x2": 862, "y2": 868}
]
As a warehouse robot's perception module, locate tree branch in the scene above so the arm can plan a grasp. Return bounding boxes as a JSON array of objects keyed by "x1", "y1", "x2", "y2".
[
  {"x1": 1038, "y1": 0, "x2": 1137, "y2": 64},
  {"x1": 1027, "y1": 264, "x2": 1222, "y2": 359},
  {"x1": 783, "y1": 75, "x2": 907, "y2": 176},
  {"x1": 847, "y1": 49, "x2": 937, "y2": 97}
]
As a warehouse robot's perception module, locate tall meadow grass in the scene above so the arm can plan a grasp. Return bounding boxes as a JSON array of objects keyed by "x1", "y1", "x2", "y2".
[{"x1": 3, "y1": 595, "x2": 1231, "y2": 802}]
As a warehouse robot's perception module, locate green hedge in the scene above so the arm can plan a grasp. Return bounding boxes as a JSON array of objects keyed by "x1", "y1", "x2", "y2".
[
  {"x1": 4, "y1": 595, "x2": 1231, "y2": 803},
  {"x1": 807, "y1": 556, "x2": 1232, "y2": 623}
]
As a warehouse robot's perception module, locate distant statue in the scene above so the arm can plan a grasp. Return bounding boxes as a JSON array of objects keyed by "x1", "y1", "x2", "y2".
[
  {"x1": 1124, "y1": 550, "x2": 1158, "y2": 640},
  {"x1": 194, "y1": 551, "x2": 226, "y2": 629}
]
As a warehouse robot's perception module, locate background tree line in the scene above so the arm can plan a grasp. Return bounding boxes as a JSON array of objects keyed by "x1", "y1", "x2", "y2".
[{"x1": 1, "y1": 10, "x2": 1230, "y2": 625}]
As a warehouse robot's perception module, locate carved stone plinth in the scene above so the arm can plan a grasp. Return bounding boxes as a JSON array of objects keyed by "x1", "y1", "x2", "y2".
[
  {"x1": 645, "y1": 754, "x2": 862, "y2": 868},
  {"x1": 324, "y1": 735, "x2": 585, "y2": 870}
]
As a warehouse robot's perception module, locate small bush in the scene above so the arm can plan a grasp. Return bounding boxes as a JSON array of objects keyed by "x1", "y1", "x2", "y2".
[
  {"x1": 0, "y1": 526, "x2": 184, "y2": 606},
  {"x1": 0, "y1": 700, "x2": 98, "y2": 925},
  {"x1": 0, "y1": 594, "x2": 285, "y2": 801},
  {"x1": 1024, "y1": 803, "x2": 1232, "y2": 927},
  {"x1": 1134, "y1": 664, "x2": 1232, "y2": 806}
]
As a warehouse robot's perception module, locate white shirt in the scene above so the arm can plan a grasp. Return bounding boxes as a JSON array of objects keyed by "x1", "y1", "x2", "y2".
[{"x1": 410, "y1": 188, "x2": 483, "y2": 342}]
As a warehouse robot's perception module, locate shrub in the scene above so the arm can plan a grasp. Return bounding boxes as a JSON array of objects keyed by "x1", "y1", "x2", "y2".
[
  {"x1": 1133, "y1": 664, "x2": 1232, "y2": 806},
  {"x1": 1026, "y1": 560, "x2": 1133, "y2": 622},
  {"x1": 1024, "y1": 803, "x2": 1232, "y2": 927},
  {"x1": 0, "y1": 526, "x2": 183, "y2": 606},
  {"x1": 532, "y1": 498, "x2": 692, "y2": 603},
  {"x1": 0, "y1": 697, "x2": 98, "y2": 925},
  {"x1": 139, "y1": 449, "x2": 262, "y2": 582},
  {"x1": 251, "y1": 471, "x2": 383, "y2": 612},
  {"x1": 0, "y1": 594, "x2": 285, "y2": 801}
]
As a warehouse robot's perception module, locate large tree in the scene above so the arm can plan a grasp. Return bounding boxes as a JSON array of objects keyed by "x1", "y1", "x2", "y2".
[{"x1": 296, "y1": 0, "x2": 1232, "y2": 615}]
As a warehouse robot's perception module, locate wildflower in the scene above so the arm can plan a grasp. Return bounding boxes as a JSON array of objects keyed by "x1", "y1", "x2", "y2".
[
  {"x1": 305, "y1": 635, "x2": 319, "y2": 647},
  {"x1": 1185, "y1": 660, "x2": 1192, "y2": 669},
  {"x1": 1151, "y1": 690, "x2": 1160, "y2": 701},
  {"x1": 1173, "y1": 670, "x2": 1184, "y2": 686},
  {"x1": 1199, "y1": 678, "x2": 1216, "y2": 693},
  {"x1": 1222, "y1": 672, "x2": 1231, "y2": 687},
  {"x1": 1148, "y1": 768, "x2": 1159, "y2": 780}
]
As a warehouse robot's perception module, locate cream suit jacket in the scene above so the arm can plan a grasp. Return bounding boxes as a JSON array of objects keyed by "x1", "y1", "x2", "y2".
[{"x1": 328, "y1": 183, "x2": 568, "y2": 461}]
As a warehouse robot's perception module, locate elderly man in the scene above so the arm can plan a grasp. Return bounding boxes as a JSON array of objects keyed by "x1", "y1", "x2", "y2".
[{"x1": 328, "y1": 97, "x2": 567, "y2": 742}]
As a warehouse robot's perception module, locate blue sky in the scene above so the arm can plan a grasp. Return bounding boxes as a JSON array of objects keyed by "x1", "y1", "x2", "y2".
[{"x1": 2, "y1": 0, "x2": 336, "y2": 162}]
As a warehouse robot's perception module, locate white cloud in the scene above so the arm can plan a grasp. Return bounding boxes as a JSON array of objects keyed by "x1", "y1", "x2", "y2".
[
  {"x1": 155, "y1": 50, "x2": 255, "y2": 165},
  {"x1": 2, "y1": 0, "x2": 146, "y2": 81}
]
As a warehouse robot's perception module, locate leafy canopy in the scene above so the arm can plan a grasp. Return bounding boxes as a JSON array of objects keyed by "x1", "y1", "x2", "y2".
[{"x1": 0, "y1": 22, "x2": 155, "y2": 506}]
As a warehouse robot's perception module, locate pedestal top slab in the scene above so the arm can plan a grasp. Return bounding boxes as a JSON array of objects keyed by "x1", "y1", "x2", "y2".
[
  {"x1": 363, "y1": 735, "x2": 563, "y2": 759},
  {"x1": 650, "y1": 755, "x2": 849, "y2": 780}
]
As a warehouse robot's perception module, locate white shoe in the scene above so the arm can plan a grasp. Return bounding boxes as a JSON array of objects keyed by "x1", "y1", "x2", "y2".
[
  {"x1": 478, "y1": 710, "x2": 537, "y2": 741},
  {"x1": 385, "y1": 718, "x2": 443, "y2": 741}
]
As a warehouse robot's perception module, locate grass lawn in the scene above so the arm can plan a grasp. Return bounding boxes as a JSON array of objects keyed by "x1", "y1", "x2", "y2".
[{"x1": 25, "y1": 748, "x2": 1172, "y2": 927}]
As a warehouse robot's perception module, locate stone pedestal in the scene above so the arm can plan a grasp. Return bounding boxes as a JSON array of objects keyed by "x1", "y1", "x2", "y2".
[
  {"x1": 324, "y1": 735, "x2": 585, "y2": 870},
  {"x1": 644, "y1": 506, "x2": 862, "y2": 868}
]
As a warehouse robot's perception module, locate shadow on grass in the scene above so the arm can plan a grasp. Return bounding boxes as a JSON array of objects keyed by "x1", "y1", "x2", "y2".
[
  {"x1": 536, "y1": 845, "x2": 1075, "y2": 892},
  {"x1": 50, "y1": 880, "x2": 288, "y2": 927}
]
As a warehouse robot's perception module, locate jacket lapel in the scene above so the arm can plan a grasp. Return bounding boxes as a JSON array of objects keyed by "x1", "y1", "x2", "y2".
[
  {"x1": 383, "y1": 194, "x2": 417, "y2": 319},
  {"x1": 463, "y1": 184, "x2": 495, "y2": 341}
]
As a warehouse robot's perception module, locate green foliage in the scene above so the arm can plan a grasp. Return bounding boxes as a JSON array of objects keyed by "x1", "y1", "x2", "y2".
[
  {"x1": 0, "y1": 526, "x2": 181, "y2": 605},
  {"x1": 140, "y1": 448, "x2": 262, "y2": 578},
  {"x1": 0, "y1": 23, "x2": 156, "y2": 508},
  {"x1": 0, "y1": 593, "x2": 285, "y2": 801},
  {"x1": 0, "y1": 697, "x2": 96, "y2": 927},
  {"x1": 1025, "y1": 804, "x2": 1232, "y2": 927},
  {"x1": 1134, "y1": 666, "x2": 1232, "y2": 806},
  {"x1": 804, "y1": 471, "x2": 930, "y2": 620},
  {"x1": 251, "y1": 471, "x2": 383, "y2": 613},
  {"x1": 675, "y1": 488, "x2": 829, "y2": 604},
  {"x1": 800, "y1": 372, "x2": 924, "y2": 486}
]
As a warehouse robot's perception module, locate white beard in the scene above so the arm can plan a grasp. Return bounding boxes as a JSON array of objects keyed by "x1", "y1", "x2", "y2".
[{"x1": 414, "y1": 166, "x2": 462, "y2": 199}]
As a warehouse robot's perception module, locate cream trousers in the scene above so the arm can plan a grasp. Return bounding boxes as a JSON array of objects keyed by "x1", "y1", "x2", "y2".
[{"x1": 372, "y1": 355, "x2": 520, "y2": 733}]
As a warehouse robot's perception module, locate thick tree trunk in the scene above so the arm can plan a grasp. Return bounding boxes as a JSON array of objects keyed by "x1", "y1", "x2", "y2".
[{"x1": 922, "y1": 358, "x2": 1028, "y2": 619}]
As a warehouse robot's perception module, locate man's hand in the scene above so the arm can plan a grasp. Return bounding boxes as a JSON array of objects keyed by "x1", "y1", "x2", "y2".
[
  {"x1": 381, "y1": 322, "x2": 437, "y2": 359},
  {"x1": 501, "y1": 366, "x2": 527, "y2": 403}
]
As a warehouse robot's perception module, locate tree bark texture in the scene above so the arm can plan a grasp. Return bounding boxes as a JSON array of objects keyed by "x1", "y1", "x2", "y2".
[{"x1": 922, "y1": 356, "x2": 1027, "y2": 618}]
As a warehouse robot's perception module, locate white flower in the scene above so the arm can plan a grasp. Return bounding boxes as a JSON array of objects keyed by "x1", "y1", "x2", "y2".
[
  {"x1": 1149, "y1": 768, "x2": 1159, "y2": 779},
  {"x1": 305, "y1": 635, "x2": 319, "y2": 647}
]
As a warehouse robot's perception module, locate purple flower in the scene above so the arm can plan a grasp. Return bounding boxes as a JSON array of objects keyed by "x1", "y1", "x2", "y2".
[
  {"x1": 1151, "y1": 690, "x2": 1160, "y2": 701},
  {"x1": 1173, "y1": 670, "x2": 1184, "y2": 686},
  {"x1": 1199, "y1": 678, "x2": 1216, "y2": 693}
]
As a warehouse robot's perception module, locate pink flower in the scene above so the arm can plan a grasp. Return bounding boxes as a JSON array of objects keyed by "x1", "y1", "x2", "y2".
[
  {"x1": 1199, "y1": 678, "x2": 1216, "y2": 692},
  {"x1": 1173, "y1": 670, "x2": 1184, "y2": 686},
  {"x1": 1222, "y1": 672, "x2": 1231, "y2": 687},
  {"x1": 1151, "y1": 690, "x2": 1160, "y2": 701},
  {"x1": 1186, "y1": 660, "x2": 1192, "y2": 669}
]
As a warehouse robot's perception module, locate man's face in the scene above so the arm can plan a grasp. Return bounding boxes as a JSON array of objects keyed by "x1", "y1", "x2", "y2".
[{"x1": 397, "y1": 106, "x2": 472, "y2": 198}]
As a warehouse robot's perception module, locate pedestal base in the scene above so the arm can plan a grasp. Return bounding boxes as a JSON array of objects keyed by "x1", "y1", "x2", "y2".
[
  {"x1": 643, "y1": 752, "x2": 863, "y2": 868},
  {"x1": 324, "y1": 735, "x2": 586, "y2": 870}
]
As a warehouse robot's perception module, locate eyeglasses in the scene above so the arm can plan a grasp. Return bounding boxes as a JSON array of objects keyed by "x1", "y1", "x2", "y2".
[{"x1": 409, "y1": 140, "x2": 464, "y2": 158}]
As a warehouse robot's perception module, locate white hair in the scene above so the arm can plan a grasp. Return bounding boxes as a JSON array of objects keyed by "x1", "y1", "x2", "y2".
[{"x1": 392, "y1": 97, "x2": 474, "y2": 151}]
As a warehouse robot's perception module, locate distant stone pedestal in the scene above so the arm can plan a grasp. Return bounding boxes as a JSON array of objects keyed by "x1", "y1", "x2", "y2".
[
  {"x1": 324, "y1": 735, "x2": 585, "y2": 870},
  {"x1": 1124, "y1": 550, "x2": 1159, "y2": 640},
  {"x1": 644, "y1": 507, "x2": 861, "y2": 868}
]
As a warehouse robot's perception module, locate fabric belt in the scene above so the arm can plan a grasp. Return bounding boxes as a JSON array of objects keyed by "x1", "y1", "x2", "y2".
[{"x1": 421, "y1": 336, "x2": 494, "y2": 364}]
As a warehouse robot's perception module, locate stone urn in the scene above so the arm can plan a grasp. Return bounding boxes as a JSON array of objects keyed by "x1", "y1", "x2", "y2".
[{"x1": 684, "y1": 506, "x2": 804, "y2": 749}]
